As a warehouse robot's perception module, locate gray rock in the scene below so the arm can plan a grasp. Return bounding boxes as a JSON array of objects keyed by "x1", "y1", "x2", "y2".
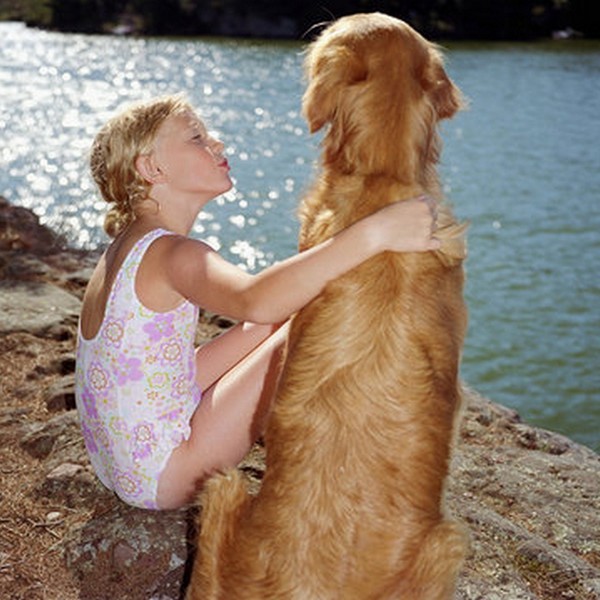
[
  {"x1": 38, "y1": 462, "x2": 106, "y2": 508},
  {"x1": 452, "y1": 389, "x2": 600, "y2": 599},
  {"x1": 45, "y1": 373, "x2": 76, "y2": 412},
  {"x1": 62, "y1": 505, "x2": 193, "y2": 600},
  {"x1": 0, "y1": 280, "x2": 80, "y2": 336},
  {"x1": 20, "y1": 410, "x2": 81, "y2": 459}
]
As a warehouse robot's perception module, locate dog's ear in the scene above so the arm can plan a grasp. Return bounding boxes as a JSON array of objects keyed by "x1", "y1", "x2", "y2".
[
  {"x1": 302, "y1": 46, "x2": 367, "y2": 133},
  {"x1": 422, "y1": 49, "x2": 465, "y2": 119}
]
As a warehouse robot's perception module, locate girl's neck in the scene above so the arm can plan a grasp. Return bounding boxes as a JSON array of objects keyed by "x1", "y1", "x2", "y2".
[{"x1": 135, "y1": 193, "x2": 209, "y2": 236}]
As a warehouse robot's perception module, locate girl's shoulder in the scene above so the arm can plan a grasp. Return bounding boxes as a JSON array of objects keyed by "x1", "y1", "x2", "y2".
[
  {"x1": 136, "y1": 231, "x2": 215, "y2": 312},
  {"x1": 144, "y1": 231, "x2": 215, "y2": 266}
]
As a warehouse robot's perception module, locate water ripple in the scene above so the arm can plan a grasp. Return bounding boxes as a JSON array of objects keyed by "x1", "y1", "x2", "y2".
[{"x1": 1, "y1": 24, "x2": 599, "y2": 450}]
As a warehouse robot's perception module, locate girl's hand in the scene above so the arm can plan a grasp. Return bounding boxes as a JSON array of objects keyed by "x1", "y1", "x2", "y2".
[{"x1": 368, "y1": 195, "x2": 440, "y2": 253}]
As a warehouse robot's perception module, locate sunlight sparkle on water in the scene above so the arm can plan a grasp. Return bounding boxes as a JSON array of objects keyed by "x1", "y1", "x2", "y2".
[
  {"x1": 2, "y1": 22, "x2": 598, "y2": 449},
  {"x1": 230, "y1": 240, "x2": 268, "y2": 271}
]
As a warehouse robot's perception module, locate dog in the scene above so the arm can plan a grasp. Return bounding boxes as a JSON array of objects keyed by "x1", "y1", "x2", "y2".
[{"x1": 186, "y1": 13, "x2": 469, "y2": 600}]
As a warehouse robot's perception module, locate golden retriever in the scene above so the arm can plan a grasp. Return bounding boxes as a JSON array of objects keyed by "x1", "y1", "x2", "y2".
[{"x1": 186, "y1": 12, "x2": 469, "y2": 600}]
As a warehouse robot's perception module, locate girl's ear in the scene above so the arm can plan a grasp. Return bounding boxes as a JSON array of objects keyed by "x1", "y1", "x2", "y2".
[{"x1": 135, "y1": 154, "x2": 165, "y2": 184}]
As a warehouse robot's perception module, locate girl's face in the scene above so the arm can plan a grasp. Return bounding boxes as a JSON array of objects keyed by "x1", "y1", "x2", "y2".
[{"x1": 150, "y1": 110, "x2": 232, "y2": 199}]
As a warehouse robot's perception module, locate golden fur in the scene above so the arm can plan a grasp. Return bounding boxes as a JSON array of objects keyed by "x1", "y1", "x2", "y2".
[{"x1": 186, "y1": 13, "x2": 469, "y2": 599}]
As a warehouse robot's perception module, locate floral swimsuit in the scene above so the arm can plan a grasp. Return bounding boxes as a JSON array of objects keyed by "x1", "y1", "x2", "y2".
[{"x1": 75, "y1": 229, "x2": 202, "y2": 509}]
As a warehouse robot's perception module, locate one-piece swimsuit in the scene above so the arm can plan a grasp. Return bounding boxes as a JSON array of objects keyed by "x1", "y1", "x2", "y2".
[{"x1": 75, "y1": 228, "x2": 202, "y2": 509}]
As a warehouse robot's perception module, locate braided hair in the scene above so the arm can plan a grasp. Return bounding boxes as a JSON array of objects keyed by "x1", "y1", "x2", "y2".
[{"x1": 89, "y1": 95, "x2": 192, "y2": 237}]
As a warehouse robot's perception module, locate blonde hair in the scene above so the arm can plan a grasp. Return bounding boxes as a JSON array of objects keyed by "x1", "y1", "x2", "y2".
[{"x1": 90, "y1": 95, "x2": 194, "y2": 237}]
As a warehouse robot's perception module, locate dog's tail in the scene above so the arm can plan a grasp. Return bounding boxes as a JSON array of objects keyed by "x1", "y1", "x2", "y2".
[
  {"x1": 382, "y1": 519, "x2": 469, "y2": 600},
  {"x1": 185, "y1": 469, "x2": 250, "y2": 600}
]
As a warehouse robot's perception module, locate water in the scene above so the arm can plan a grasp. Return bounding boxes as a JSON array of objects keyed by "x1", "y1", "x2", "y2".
[{"x1": 1, "y1": 22, "x2": 598, "y2": 451}]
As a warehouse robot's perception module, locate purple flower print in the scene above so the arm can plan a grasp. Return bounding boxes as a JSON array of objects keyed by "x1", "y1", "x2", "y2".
[
  {"x1": 132, "y1": 421, "x2": 157, "y2": 461},
  {"x1": 111, "y1": 275, "x2": 124, "y2": 296},
  {"x1": 192, "y1": 383, "x2": 202, "y2": 405},
  {"x1": 159, "y1": 406, "x2": 184, "y2": 423},
  {"x1": 81, "y1": 385, "x2": 99, "y2": 419},
  {"x1": 114, "y1": 469, "x2": 143, "y2": 501},
  {"x1": 169, "y1": 428, "x2": 186, "y2": 447},
  {"x1": 94, "y1": 423, "x2": 113, "y2": 453},
  {"x1": 143, "y1": 313, "x2": 176, "y2": 342},
  {"x1": 81, "y1": 421, "x2": 98, "y2": 454},
  {"x1": 113, "y1": 354, "x2": 144, "y2": 385},
  {"x1": 186, "y1": 352, "x2": 197, "y2": 377}
]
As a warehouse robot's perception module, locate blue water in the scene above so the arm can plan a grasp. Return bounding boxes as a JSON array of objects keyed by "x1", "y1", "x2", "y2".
[{"x1": 1, "y1": 23, "x2": 598, "y2": 451}]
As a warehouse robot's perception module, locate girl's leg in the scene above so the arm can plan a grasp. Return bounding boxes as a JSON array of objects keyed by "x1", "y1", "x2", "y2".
[
  {"x1": 155, "y1": 323, "x2": 289, "y2": 510},
  {"x1": 194, "y1": 321, "x2": 285, "y2": 393}
]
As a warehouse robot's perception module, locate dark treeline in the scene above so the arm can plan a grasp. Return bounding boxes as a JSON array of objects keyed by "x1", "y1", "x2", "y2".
[{"x1": 1, "y1": 0, "x2": 598, "y2": 40}]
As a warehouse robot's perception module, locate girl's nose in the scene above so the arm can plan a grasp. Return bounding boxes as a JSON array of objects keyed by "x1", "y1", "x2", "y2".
[{"x1": 210, "y1": 137, "x2": 225, "y2": 154}]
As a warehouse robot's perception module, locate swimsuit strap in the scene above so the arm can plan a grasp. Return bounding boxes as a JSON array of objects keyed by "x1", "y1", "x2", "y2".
[{"x1": 109, "y1": 228, "x2": 174, "y2": 302}]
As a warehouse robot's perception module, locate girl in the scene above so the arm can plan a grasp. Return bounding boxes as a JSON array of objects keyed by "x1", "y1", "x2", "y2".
[{"x1": 75, "y1": 95, "x2": 439, "y2": 510}]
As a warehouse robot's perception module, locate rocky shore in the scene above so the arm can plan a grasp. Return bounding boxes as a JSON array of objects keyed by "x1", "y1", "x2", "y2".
[{"x1": 0, "y1": 196, "x2": 598, "y2": 599}]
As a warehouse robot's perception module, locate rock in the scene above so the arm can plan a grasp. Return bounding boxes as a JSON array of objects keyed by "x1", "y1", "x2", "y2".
[
  {"x1": 0, "y1": 195, "x2": 63, "y2": 252},
  {"x1": 62, "y1": 505, "x2": 193, "y2": 600},
  {"x1": 61, "y1": 452, "x2": 265, "y2": 600},
  {"x1": 55, "y1": 352, "x2": 77, "y2": 375},
  {"x1": 45, "y1": 373, "x2": 76, "y2": 412},
  {"x1": 46, "y1": 510, "x2": 63, "y2": 523},
  {"x1": 0, "y1": 407, "x2": 33, "y2": 443},
  {"x1": 38, "y1": 462, "x2": 103, "y2": 508},
  {"x1": 452, "y1": 389, "x2": 600, "y2": 599},
  {"x1": 457, "y1": 503, "x2": 600, "y2": 599},
  {"x1": 0, "y1": 280, "x2": 81, "y2": 336},
  {"x1": 20, "y1": 411, "x2": 81, "y2": 460}
]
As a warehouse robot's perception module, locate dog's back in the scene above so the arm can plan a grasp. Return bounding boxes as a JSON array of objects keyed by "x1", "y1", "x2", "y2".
[{"x1": 187, "y1": 13, "x2": 468, "y2": 600}]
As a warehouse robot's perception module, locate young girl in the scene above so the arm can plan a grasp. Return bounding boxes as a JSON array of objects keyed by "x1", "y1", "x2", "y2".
[{"x1": 75, "y1": 95, "x2": 440, "y2": 511}]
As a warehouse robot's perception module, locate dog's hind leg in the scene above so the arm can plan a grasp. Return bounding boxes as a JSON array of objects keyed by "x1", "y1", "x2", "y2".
[
  {"x1": 185, "y1": 469, "x2": 250, "y2": 600},
  {"x1": 381, "y1": 519, "x2": 469, "y2": 600}
]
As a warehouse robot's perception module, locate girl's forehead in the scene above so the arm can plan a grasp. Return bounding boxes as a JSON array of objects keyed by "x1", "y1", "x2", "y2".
[
  {"x1": 158, "y1": 110, "x2": 206, "y2": 137},
  {"x1": 179, "y1": 109, "x2": 206, "y2": 130}
]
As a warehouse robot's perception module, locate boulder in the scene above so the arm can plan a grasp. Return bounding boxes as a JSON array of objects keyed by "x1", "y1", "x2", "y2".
[
  {"x1": 62, "y1": 505, "x2": 193, "y2": 600},
  {"x1": 0, "y1": 280, "x2": 80, "y2": 336}
]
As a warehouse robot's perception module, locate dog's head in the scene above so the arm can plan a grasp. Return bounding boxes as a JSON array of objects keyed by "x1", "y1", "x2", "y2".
[{"x1": 303, "y1": 13, "x2": 465, "y2": 180}]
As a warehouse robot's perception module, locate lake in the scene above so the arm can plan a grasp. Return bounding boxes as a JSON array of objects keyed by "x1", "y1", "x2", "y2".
[{"x1": 1, "y1": 22, "x2": 598, "y2": 451}]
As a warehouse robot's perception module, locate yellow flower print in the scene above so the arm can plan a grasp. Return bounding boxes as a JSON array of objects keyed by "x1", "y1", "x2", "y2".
[
  {"x1": 108, "y1": 416, "x2": 127, "y2": 436},
  {"x1": 149, "y1": 372, "x2": 169, "y2": 389},
  {"x1": 89, "y1": 362, "x2": 110, "y2": 392},
  {"x1": 102, "y1": 319, "x2": 125, "y2": 346},
  {"x1": 160, "y1": 340, "x2": 182, "y2": 364}
]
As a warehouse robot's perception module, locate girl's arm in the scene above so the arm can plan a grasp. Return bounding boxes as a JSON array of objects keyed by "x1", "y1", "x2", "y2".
[{"x1": 163, "y1": 197, "x2": 438, "y2": 324}]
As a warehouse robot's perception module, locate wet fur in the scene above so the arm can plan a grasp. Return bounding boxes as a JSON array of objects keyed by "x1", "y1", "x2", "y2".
[{"x1": 187, "y1": 13, "x2": 469, "y2": 599}]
